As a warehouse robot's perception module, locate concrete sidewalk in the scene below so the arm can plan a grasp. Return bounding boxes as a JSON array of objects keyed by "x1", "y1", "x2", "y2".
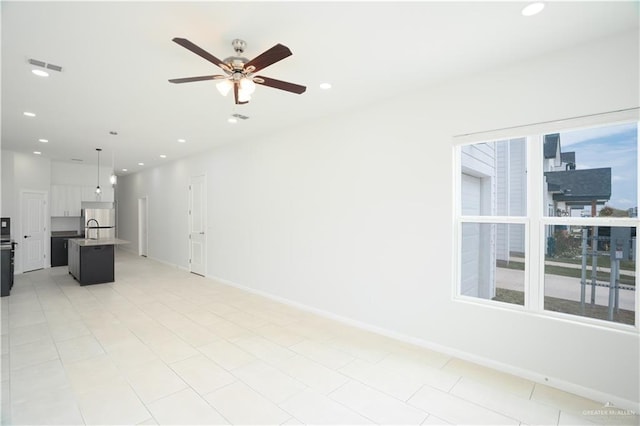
[
  {"x1": 496, "y1": 267, "x2": 636, "y2": 311},
  {"x1": 510, "y1": 256, "x2": 635, "y2": 277}
]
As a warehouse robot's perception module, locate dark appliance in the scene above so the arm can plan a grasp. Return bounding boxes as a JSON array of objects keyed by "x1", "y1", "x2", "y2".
[
  {"x1": 68, "y1": 242, "x2": 114, "y2": 285},
  {"x1": 1, "y1": 217, "x2": 10, "y2": 243},
  {"x1": 1, "y1": 241, "x2": 16, "y2": 297}
]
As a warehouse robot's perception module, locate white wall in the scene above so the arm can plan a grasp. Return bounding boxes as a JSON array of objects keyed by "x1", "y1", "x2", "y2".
[
  {"x1": 1, "y1": 151, "x2": 16, "y2": 221},
  {"x1": 51, "y1": 161, "x2": 113, "y2": 188},
  {"x1": 117, "y1": 30, "x2": 639, "y2": 408}
]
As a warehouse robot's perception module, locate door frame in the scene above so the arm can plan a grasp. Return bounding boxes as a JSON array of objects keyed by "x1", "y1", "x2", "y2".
[
  {"x1": 189, "y1": 174, "x2": 206, "y2": 276},
  {"x1": 19, "y1": 189, "x2": 49, "y2": 273},
  {"x1": 138, "y1": 196, "x2": 148, "y2": 257}
]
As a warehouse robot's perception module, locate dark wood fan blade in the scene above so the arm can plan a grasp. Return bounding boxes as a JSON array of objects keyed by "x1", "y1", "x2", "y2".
[
  {"x1": 255, "y1": 76, "x2": 306, "y2": 94},
  {"x1": 172, "y1": 38, "x2": 229, "y2": 71},
  {"x1": 168, "y1": 75, "x2": 225, "y2": 84},
  {"x1": 244, "y1": 44, "x2": 292, "y2": 73}
]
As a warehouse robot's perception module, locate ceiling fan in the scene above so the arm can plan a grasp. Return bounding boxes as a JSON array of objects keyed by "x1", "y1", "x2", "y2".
[{"x1": 169, "y1": 38, "x2": 306, "y2": 105}]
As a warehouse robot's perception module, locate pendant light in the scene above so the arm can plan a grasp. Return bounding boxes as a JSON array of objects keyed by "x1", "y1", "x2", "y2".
[
  {"x1": 95, "y1": 148, "x2": 102, "y2": 197},
  {"x1": 109, "y1": 131, "x2": 117, "y2": 185}
]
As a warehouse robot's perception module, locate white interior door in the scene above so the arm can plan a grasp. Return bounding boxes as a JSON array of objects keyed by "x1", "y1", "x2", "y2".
[
  {"x1": 189, "y1": 175, "x2": 206, "y2": 276},
  {"x1": 21, "y1": 190, "x2": 47, "y2": 272},
  {"x1": 138, "y1": 197, "x2": 148, "y2": 257}
]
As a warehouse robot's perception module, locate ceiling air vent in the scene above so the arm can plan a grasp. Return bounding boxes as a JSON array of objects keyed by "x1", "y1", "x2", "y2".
[
  {"x1": 46, "y1": 63, "x2": 63, "y2": 72},
  {"x1": 232, "y1": 113, "x2": 249, "y2": 120},
  {"x1": 28, "y1": 58, "x2": 63, "y2": 72},
  {"x1": 28, "y1": 59, "x2": 46, "y2": 68}
]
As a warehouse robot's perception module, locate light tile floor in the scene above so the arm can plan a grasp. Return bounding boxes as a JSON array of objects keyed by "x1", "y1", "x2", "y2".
[{"x1": 1, "y1": 250, "x2": 638, "y2": 425}]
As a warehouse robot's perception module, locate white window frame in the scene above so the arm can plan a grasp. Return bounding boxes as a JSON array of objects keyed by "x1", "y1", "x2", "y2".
[{"x1": 453, "y1": 109, "x2": 639, "y2": 331}]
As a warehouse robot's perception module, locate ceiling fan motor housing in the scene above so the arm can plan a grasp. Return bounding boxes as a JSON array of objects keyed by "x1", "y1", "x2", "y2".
[{"x1": 224, "y1": 56, "x2": 249, "y2": 72}]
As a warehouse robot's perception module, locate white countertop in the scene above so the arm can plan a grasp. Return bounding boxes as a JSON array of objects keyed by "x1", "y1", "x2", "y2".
[{"x1": 69, "y1": 238, "x2": 130, "y2": 247}]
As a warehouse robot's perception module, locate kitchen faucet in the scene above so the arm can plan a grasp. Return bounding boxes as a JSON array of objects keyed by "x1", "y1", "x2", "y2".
[{"x1": 86, "y1": 218, "x2": 100, "y2": 240}]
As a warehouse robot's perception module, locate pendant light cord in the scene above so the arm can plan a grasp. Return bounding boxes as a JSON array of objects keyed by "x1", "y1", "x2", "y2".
[{"x1": 96, "y1": 148, "x2": 102, "y2": 195}]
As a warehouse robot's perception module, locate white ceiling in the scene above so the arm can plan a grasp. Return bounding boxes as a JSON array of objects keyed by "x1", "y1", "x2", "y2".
[{"x1": 2, "y1": 1, "x2": 638, "y2": 175}]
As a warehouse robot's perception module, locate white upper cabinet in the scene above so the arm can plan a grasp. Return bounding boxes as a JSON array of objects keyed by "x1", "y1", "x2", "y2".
[
  {"x1": 50, "y1": 162, "x2": 115, "y2": 215},
  {"x1": 51, "y1": 185, "x2": 82, "y2": 216}
]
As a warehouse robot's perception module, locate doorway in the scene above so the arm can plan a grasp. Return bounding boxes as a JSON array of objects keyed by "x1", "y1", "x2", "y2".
[
  {"x1": 189, "y1": 175, "x2": 206, "y2": 276},
  {"x1": 138, "y1": 196, "x2": 148, "y2": 257},
  {"x1": 20, "y1": 190, "x2": 47, "y2": 272}
]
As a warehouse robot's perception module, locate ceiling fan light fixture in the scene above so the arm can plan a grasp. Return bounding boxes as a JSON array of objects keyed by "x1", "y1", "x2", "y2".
[
  {"x1": 216, "y1": 79, "x2": 233, "y2": 96},
  {"x1": 240, "y1": 78, "x2": 256, "y2": 95},
  {"x1": 238, "y1": 89, "x2": 251, "y2": 103},
  {"x1": 170, "y1": 37, "x2": 306, "y2": 105}
]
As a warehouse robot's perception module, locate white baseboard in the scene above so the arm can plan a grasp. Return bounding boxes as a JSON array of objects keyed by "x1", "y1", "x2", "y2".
[
  {"x1": 117, "y1": 245, "x2": 190, "y2": 273},
  {"x1": 209, "y1": 273, "x2": 639, "y2": 413}
]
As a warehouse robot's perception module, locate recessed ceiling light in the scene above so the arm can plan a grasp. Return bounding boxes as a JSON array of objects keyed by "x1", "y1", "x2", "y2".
[
  {"x1": 38, "y1": 139, "x2": 48, "y2": 143},
  {"x1": 177, "y1": 138, "x2": 186, "y2": 143},
  {"x1": 160, "y1": 154, "x2": 167, "y2": 159},
  {"x1": 33, "y1": 151, "x2": 42, "y2": 155},
  {"x1": 23, "y1": 111, "x2": 36, "y2": 117},
  {"x1": 522, "y1": 2, "x2": 544, "y2": 16},
  {"x1": 227, "y1": 117, "x2": 238, "y2": 124},
  {"x1": 319, "y1": 82, "x2": 332, "y2": 90},
  {"x1": 122, "y1": 168, "x2": 128, "y2": 172},
  {"x1": 32, "y1": 69, "x2": 49, "y2": 77},
  {"x1": 138, "y1": 162, "x2": 144, "y2": 166}
]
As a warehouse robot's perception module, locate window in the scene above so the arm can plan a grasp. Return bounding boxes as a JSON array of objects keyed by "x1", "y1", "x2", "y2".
[
  {"x1": 459, "y1": 138, "x2": 527, "y2": 307},
  {"x1": 544, "y1": 225, "x2": 636, "y2": 325},
  {"x1": 460, "y1": 223, "x2": 526, "y2": 305},
  {"x1": 456, "y1": 120, "x2": 638, "y2": 327}
]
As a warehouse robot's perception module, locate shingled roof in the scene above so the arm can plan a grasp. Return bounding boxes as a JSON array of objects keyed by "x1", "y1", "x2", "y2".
[
  {"x1": 544, "y1": 133, "x2": 561, "y2": 159},
  {"x1": 544, "y1": 167, "x2": 611, "y2": 205},
  {"x1": 561, "y1": 151, "x2": 575, "y2": 164}
]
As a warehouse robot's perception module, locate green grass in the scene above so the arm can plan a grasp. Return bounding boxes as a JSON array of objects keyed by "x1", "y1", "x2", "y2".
[{"x1": 493, "y1": 288, "x2": 635, "y2": 325}]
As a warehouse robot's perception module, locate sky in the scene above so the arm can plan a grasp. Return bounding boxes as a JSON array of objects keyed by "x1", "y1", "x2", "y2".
[{"x1": 560, "y1": 122, "x2": 637, "y2": 211}]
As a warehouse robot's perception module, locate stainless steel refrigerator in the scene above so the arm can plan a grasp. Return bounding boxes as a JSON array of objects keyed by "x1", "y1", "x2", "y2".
[{"x1": 82, "y1": 208, "x2": 115, "y2": 239}]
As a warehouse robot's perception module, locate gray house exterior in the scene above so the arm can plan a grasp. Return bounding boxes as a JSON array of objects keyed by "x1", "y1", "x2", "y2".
[{"x1": 460, "y1": 133, "x2": 612, "y2": 300}]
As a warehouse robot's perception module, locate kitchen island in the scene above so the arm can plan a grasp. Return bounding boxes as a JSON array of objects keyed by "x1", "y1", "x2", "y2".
[{"x1": 68, "y1": 238, "x2": 129, "y2": 285}]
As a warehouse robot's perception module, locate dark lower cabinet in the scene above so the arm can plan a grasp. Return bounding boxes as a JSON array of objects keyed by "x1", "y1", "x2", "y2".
[
  {"x1": 1, "y1": 243, "x2": 15, "y2": 296},
  {"x1": 68, "y1": 242, "x2": 114, "y2": 285},
  {"x1": 51, "y1": 237, "x2": 69, "y2": 267}
]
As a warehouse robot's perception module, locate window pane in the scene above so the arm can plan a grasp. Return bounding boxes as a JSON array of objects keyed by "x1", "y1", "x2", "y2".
[
  {"x1": 460, "y1": 138, "x2": 527, "y2": 216},
  {"x1": 461, "y1": 223, "x2": 525, "y2": 305},
  {"x1": 543, "y1": 123, "x2": 638, "y2": 217},
  {"x1": 544, "y1": 225, "x2": 636, "y2": 325}
]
